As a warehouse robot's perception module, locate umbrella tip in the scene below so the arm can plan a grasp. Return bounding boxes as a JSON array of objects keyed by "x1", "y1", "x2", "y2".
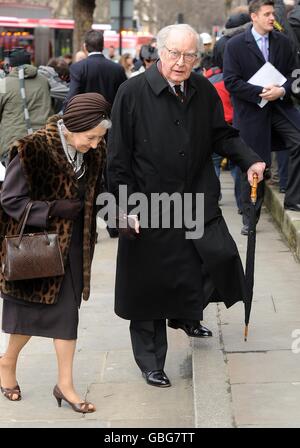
[{"x1": 244, "y1": 325, "x2": 248, "y2": 342}]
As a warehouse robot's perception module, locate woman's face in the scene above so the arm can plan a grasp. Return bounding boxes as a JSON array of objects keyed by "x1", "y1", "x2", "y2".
[
  {"x1": 126, "y1": 56, "x2": 133, "y2": 68},
  {"x1": 66, "y1": 124, "x2": 107, "y2": 153}
]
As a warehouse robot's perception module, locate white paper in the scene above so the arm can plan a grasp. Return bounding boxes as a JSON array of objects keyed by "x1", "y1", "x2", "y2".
[
  {"x1": 0, "y1": 162, "x2": 5, "y2": 181},
  {"x1": 247, "y1": 62, "x2": 287, "y2": 108}
]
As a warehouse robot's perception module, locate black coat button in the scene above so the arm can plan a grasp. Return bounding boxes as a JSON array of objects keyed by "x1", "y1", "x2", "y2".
[
  {"x1": 174, "y1": 120, "x2": 180, "y2": 125},
  {"x1": 179, "y1": 151, "x2": 185, "y2": 157}
]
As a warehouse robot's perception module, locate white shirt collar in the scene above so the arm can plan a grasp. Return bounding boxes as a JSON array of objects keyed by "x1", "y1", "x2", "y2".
[
  {"x1": 88, "y1": 52, "x2": 102, "y2": 56},
  {"x1": 168, "y1": 80, "x2": 184, "y2": 93},
  {"x1": 251, "y1": 26, "x2": 269, "y2": 43}
]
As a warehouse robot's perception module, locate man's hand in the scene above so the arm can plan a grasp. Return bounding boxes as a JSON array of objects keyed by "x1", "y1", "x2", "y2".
[
  {"x1": 247, "y1": 162, "x2": 266, "y2": 185},
  {"x1": 128, "y1": 214, "x2": 140, "y2": 234},
  {"x1": 259, "y1": 84, "x2": 285, "y2": 101},
  {"x1": 117, "y1": 214, "x2": 140, "y2": 240}
]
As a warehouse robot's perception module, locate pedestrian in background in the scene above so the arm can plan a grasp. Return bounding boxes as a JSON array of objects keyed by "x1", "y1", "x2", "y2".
[
  {"x1": 38, "y1": 57, "x2": 70, "y2": 114},
  {"x1": 224, "y1": 0, "x2": 300, "y2": 238},
  {"x1": 66, "y1": 30, "x2": 126, "y2": 106},
  {"x1": 0, "y1": 48, "x2": 51, "y2": 167},
  {"x1": 119, "y1": 52, "x2": 134, "y2": 78}
]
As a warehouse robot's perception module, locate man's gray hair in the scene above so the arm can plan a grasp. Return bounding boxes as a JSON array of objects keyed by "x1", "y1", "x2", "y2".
[{"x1": 157, "y1": 24, "x2": 200, "y2": 57}]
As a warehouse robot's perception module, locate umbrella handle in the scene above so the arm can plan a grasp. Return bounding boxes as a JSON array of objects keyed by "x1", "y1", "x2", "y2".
[{"x1": 250, "y1": 173, "x2": 259, "y2": 205}]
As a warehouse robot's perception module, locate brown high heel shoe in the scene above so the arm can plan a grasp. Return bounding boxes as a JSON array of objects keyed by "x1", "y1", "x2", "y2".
[
  {"x1": 53, "y1": 385, "x2": 95, "y2": 413},
  {"x1": 0, "y1": 383, "x2": 22, "y2": 401}
]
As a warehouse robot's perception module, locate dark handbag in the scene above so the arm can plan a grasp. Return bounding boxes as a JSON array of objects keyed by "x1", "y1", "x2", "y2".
[{"x1": 2, "y1": 202, "x2": 65, "y2": 281}]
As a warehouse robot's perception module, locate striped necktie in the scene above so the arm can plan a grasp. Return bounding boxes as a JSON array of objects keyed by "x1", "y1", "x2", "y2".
[{"x1": 174, "y1": 84, "x2": 185, "y2": 103}]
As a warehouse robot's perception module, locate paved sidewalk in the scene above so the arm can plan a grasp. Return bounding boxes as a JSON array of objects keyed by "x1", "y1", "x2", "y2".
[{"x1": 193, "y1": 172, "x2": 300, "y2": 428}]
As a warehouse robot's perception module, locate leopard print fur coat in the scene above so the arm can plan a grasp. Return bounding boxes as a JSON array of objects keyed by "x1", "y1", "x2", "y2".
[{"x1": 0, "y1": 115, "x2": 106, "y2": 305}]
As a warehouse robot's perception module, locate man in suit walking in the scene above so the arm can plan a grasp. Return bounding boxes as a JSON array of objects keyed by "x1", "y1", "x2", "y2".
[
  {"x1": 66, "y1": 30, "x2": 127, "y2": 106},
  {"x1": 224, "y1": 0, "x2": 300, "y2": 235}
]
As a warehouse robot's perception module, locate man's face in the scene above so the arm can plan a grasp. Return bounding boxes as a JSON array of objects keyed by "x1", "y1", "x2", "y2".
[
  {"x1": 109, "y1": 47, "x2": 115, "y2": 57},
  {"x1": 160, "y1": 30, "x2": 199, "y2": 84},
  {"x1": 251, "y1": 5, "x2": 275, "y2": 34}
]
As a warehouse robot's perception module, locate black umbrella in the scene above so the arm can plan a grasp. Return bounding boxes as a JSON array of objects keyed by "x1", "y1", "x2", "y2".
[{"x1": 244, "y1": 173, "x2": 258, "y2": 341}]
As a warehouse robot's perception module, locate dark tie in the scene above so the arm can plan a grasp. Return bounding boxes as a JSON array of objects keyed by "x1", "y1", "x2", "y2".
[{"x1": 174, "y1": 84, "x2": 185, "y2": 103}]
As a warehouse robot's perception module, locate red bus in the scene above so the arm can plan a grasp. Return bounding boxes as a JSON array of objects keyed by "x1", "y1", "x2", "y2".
[{"x1": 0, "y1": 17, "x2": 153, "y2": 66}]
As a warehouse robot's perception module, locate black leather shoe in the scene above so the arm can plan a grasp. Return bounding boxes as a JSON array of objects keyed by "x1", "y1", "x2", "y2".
[
  {"x1": 142, "y1": 370, "x2": 171, "y2": 388},
  {"x1": 241, "y1": 224, "x2": 249, "y2": 236},
  {"x1": 168, "y1": 320, "x2": 213, "y2": 338},
  {"x1": 284, "y1": 203, "x2": 300, "y2": 212}
]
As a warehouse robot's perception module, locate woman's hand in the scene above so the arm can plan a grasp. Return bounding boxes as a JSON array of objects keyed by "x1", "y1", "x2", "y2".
[{"x1": 49, "y1": 199, "x2": 83, "y2": 220}]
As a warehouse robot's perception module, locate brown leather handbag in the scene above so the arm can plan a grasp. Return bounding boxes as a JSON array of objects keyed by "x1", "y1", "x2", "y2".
[{"x1": 2, "y1": 201, "x2": 65, "y2": 281}]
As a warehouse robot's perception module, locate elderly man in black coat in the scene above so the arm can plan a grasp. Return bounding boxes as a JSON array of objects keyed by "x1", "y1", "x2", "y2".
[
  {"x1": 107, "y1": 23, "x2": 265, "y2": 388},
  {"x1": 224, "y1": 0, "x2": 300, "y2": 235}
]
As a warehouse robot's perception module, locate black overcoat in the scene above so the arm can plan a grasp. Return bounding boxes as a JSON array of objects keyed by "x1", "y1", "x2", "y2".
[
  {"x1": 107, "y1": 63, "x2": 261, "y2": 321},
  {"x1": 223, "y1": 26, "x2": 300, "y2": 166}
]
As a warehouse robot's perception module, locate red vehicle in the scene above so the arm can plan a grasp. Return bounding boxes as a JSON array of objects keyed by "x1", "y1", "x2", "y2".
[{"x1": 0, "y1": 17, "x2": 153, "y2": 66}]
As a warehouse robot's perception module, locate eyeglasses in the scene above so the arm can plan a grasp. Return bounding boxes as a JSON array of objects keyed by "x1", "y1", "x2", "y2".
[{"x1": 164, "y1": 46, "x2": 198, "y2": 63}]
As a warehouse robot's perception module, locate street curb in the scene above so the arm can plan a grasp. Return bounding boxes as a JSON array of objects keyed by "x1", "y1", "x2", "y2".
[
  {"x1": 264, "y1": 183, "x2": 300, "y2": 261},
  {"x1": 192, "y1": 305, "x2": 234, "y2": 428}
]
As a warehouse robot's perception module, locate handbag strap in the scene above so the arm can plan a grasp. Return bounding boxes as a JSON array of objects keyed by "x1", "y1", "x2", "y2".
[
  {"x1": 15, "y1": 201, "x2": 51, "y2": 248},
  {"x1": 16, "y1": 201, "x2": 33, "y2": 234},
  {"x1": 16, "y1": 201, "x2": 34, "y2": 247}
]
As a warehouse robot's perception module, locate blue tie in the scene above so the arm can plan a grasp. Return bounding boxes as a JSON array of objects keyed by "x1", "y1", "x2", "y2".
[{"x1": 261, "y1": 36, "x2": 269, "y2": 61}]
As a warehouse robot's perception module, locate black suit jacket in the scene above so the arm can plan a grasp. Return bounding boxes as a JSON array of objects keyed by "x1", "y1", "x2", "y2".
[{"x1": 66, "y1": 54, "x2": 127, "y2": 106}]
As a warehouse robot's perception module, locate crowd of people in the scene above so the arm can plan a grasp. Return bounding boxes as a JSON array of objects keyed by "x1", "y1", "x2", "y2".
[{"x1": 0, "y1": 0, "x2": 300, "y2": 415}]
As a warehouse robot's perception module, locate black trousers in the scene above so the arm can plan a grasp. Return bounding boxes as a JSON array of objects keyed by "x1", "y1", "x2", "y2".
[
  {"x1": 241, "y1": 109, "x2": 300, "y2": 225},
  {"x1": 130, "y1": 318, "x2": 203, "y2": 372},
  {"x1": 130, "y1": 319, "x2": 168, "y2": 372}
]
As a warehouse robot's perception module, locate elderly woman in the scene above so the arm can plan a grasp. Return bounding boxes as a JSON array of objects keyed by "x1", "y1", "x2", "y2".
[{"x1": 0, "y1": 93, "x2": 110, "y2": 413}]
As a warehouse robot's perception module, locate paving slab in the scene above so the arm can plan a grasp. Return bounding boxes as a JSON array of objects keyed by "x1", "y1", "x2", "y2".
[
  {"x1": 85, "y1": 381, "x2": 194, "y2": 424},
  {"x1": 231, "y1": 383, "x2": 300, "y2": 427},
  {"x1": 227, "y1": 351, "x2": 300, "y2": 384}
]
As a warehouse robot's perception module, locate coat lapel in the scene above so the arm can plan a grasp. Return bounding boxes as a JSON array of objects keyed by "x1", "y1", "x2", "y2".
[
  {"x1": 268, "y1": 31, "x2": 278, "y2": 65},
  {"x1": 245, "y1": 26, "x2": 266, "y2": 65},
  {"x1": 186, "y1": 75, "x2": 197, "y2": 106}
]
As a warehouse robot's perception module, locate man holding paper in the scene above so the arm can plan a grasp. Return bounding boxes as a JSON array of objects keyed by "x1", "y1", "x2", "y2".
[{"x1": 224, "y1": 0, "x2": 300, "y2": 234}]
